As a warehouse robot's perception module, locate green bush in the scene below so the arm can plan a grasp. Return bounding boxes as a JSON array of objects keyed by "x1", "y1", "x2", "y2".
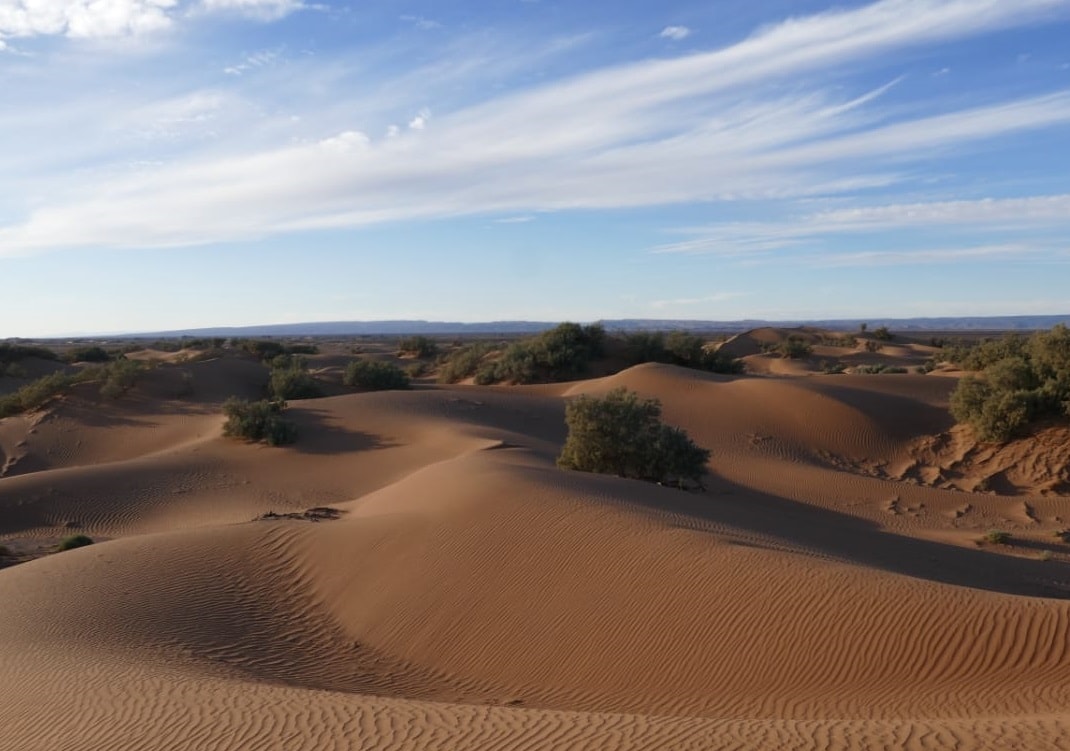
[
  {"x1": 982, "y1": 530, "x2": 1011, "y2": 545},
  {"x1": 477, "y1": 322, "x2": 606, "y2": 385},
  {"x1": 343, "y1": 360, "x2": 411, "y2": 390},
  {"x1": 437, "y1": 342, "x2": 495, "y2": 384},
  {"x1": 222, "y1": 398, "x2": 297, "y2": 445},
  {"x1": 100, "y1": 358, "x2": 146, "y2": 399},
  {"x1": 778, "y1": 336, "x2": 813, "y2": 359},
  {"x1": 67, "y1": 346, "x2": 111, "y2": 363},
  {"x1": 872, "y1": 326, "x2": 893, "y2": 341},
  {"x1": 0, "y1": 343, "x2": 59, "y2": 364},
  {"x1": 948, "y1": 325, "x2": 1070, "y2": 442},
  {"x1": 57, "y1": 534, "x2": 94, "y2": 552},
  {"x1": 269, "y1": 358, "x2": 322, "y2": 400},
  {"x1": 854, "y1": 364, "x2": 908, "y2": 375},
  {"x1": 398, "y1": 336, "x2": 438, "y2": 359},
  {"x1": 557, "y1": 387, "x2": 710, "y2": 489}
]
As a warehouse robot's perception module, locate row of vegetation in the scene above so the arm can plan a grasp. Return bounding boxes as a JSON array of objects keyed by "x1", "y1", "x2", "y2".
[{"x1": 0, "y1": 359, "x2": 149, "y2": 418}]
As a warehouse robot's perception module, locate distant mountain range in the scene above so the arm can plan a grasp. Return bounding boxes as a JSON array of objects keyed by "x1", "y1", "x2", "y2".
[{"x1": 105, "y1": 315, "x2": 1070, "y2": 339}]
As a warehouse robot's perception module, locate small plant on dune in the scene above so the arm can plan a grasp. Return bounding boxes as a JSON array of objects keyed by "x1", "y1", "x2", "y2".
[
  {"x1": 982, "y1": 530, "x2": 1012, "y2": 545},
  {"x1": 343, "y1": 359, "x2": 411, "y2": 390},
  {"x1": 268, "y1": 356, "x2": 323, "y2": 401},
  {"x1": 437, "y1": 342, "x2": 495, "y2": 383},
  {"x1": 872, "y1": 326, "x2": 893, "y2": 342},
  {"x1": 66, "y1": 346, "x2": 112, "y2": 363},
  {"x1": 1039, "y1": 549, "x2": 1054, "y2": 562},
  {"x1": 777, "y1": 336, "x2": 813, "y2": 360},
  {"x1": 56, "y1": 534, "x2": 94, "y2": 552},
  {"x1": 864, "y1": 340, "x2": 883, "y2": 353},
  {"x1": 557, "y1": 387, "x2": 710, "y2": 489},
  {"x1": 222, "y1": 398, "x2": 297, "y2": 446},
  {"x1": 99, "y1": 358, "x2": 147, "y2": 399}
]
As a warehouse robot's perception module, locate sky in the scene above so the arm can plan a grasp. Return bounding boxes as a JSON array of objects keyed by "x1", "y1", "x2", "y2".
[{"x1": 1, "y1": 0, "x2": 1070, "y2": 337}]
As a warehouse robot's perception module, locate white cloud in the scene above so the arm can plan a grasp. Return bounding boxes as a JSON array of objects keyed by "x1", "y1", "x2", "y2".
[
  {"x1": 3, "y1": 0, "x2": 1070, "y2": 254},
  {"x1": 198, "y1": 0, "x2": 303, "y2": 21},
  {"x1": 655, "y1": 195, "x2": 1070, "y2": 256},
  {"x1": 659, "y1": 25, "x2": 690, "y2": 41},
  {"x1": 0, "y1": 0, "x2": 177, "y2": 40},
  {"x1": 224, "y1": 48, "x2": 279, "y2": 75}
]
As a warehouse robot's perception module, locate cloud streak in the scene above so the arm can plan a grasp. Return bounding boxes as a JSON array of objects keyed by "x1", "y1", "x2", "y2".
[{"x1": 3, "y1": 0, "x2": 1070, "y2": 255}]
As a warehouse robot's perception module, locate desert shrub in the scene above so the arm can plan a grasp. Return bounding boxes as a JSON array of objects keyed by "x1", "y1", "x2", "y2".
[
  {"x1": 557, "y1": 387, "x2": 710, "y2": 489},
  {"x1": 222, "y1": 398, "x2": 297, "y2": 445},
  {"x1": 99, "y1": 358, "x2": 146, "y2": 399},
  {"x1": 854, "y1": 364, "x2": 908, "y2": 375},
  {"x1": 477, "y1": 323, "x2": 606, "y2": 384},
  {"x1": 239, "y1": 339, "x2": 286, "y2": 361},
  {"x1": 777, "y1": 336, "x2": 813, "y2": 359},
  {"x1": 821, "y1": 360, "x2": 846, "y2": 374},
  {"x1": 67, "y1": 346, "x2": 111, "y2": 363},
  {"x1": 982, "y1": 530, "x2": 1011, "y2": 545},
  {"x1": 404, "y1": 361, "x2": 430, "y2": 378},
  {"x1": 269, "y1": 357, "x2": 322, "y2": 400},
  {"x1": 398, "y1": 336, "x2": 438, "y2": 359},
  {"x1": 0, "y1": 370, "x2": 95, "y2": 417},
  {"x1": 872, "y1": 326, "x2": 893, "y2": 341},
  {"x1": 0, "y1": 343, "x2": 60, "y2": 363},
  {"x1": 818, "y1": 334, "x2": 857, "y2": 348},
  {"x1": 437, "y1": 342, "x2": 495, "y2": 383},
  {"x1": 343, "y1": 359, "x2": 410, "y2": 390},
  {"x1": 948, "y1": 325, "x2": 1070, "y2": 442},
  {"x1": 864, "y1": 340, "x2": 882, "y2": 353},
  {"x1": 624, "y1": 331, "x2": 667, "y2": 364},
  {"x1": 56, "y1": 534, "x2": 94, "y2": 552}
]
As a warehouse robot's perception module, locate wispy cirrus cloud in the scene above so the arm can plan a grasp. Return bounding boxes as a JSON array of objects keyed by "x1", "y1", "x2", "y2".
[
  {"x1": 3, "y1": 0, "x2": 1070, "y2": 255},
  {"x1": 655, "y1": 194, "x2": 1070, "y2": 256},
  {"x1": 659, "y1": 25, "x2": 690, "y2": 40}
]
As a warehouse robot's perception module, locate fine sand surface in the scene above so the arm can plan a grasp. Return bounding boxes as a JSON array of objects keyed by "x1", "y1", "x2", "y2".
[{"x1": 2, "y1": 347, "x2": 1070, "y2": 750}]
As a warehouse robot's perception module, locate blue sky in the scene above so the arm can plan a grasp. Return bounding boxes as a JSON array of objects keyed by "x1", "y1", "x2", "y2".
[{"x1": 1, "y1": 0, "x2": 1069, "y2": 336}]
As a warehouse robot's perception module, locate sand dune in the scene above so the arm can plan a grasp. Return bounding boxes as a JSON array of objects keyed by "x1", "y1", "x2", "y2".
[{"x1": 2, "y1": 353, "x2": 1070, "y2": 749}]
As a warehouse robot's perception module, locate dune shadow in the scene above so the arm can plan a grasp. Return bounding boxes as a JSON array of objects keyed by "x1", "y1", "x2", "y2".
[
  {"x1": 602, "y1": 471, "x2": 1070, "y2": 600},
  {"x1": 287, "y1": 407, "x2": 399, "y2": 455}
]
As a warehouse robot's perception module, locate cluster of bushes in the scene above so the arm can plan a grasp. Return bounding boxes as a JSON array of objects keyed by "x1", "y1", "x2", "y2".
[
  {"x1": 237, "y1": 339, "x2": 319, "y2": 362},
  {"x1": 623, "y1": 331, "x2": 743, "y2": 374},
  {"x1": 853, "y1": 363, "x2": 908, "y2": 375},
  {"x1": 57, "y1": 534, "x2": 94, "y2": 552},
  {"x1": 557, "y1": 387, "x2": 710, "y2": 489},
  {"x1": 0, "y1": 343, "x2": 60, "y2": 364},
  {"x1": 66, "y1": 346, "x2": 113, "y2": 363},
  {"x1": 949, "y1": 325, "x2": 1070, "y2": 442},
  {"x1": 818, "y1": 334, "x2": 858, "y2": 348},
  {"x1": 768, "y1": 336, "x2": 813, "y2": 359},
  {"x1": 872, "y1": 326, "x2": 893, "y2": 342},
  {"x1": 0, "y1": 359, "x2": 150, "y2": 418},
  {"x1": 268, "y1": 355, "x2": 322, "y2": 400},
  {"x1": 474, "y1": 323, "x2": 606, "y2": 385},
  {"x1": 222, "y1": 398, "x2": 297, "y2": 445},
  {"x1": 344, "y1": 359, "x2": 411, "y2": 390},
  {"x1": 437, "y1": 342, "x2": 496, "y2": 384},
  {"x1": 398, "y1": 336, "x2": 438, "y2": 359}
]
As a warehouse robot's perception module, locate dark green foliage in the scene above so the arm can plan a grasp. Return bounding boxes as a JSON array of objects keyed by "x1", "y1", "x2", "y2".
[
  {"x1": 819, "y1": 334, "x2": 858, "y2": 348},
  {"x1": 821, "y1": 360, "x2": 846, "y2": 374},
  {"x1": 0, "y1": 343, "x2": 60, "y2": 364},
  {"x1": 476, "y1": 323, "x2": 606, "y2": 384},
  {"x1": 343, "y1": 359, "x2": 411, "y2": 390},
  {"x1": 853, "y1": 364, "x2": 908, "y2": 375},
  {"x1": 983, "y1": 530, "x2": 1011, "y2": 545},
  {"x1": 778, "y1": 336, "x2": 813, "y2": 359},
  {"x1": 222, "y1": 398, "x2": 297, "y2": 445},
  {"x1": 437, "y1": 343, "x2": 495, "y2": 383},
  {"x1": 864, "y1": 340, "x2": 882, "y2": 353},
  {"x1": 99, "y1": 358, "x2": 146, "y2": 399},
  {"x1": 872, "y1": 326, "x2": 893, "y2": 341},
  {"x1": 943, "y1": 334, "x2": 1027, "y2": 371},
  {"x1": 557, "y1": 387, "x2": 710, "y2": 488},
  {"x1": 67, "y1": 346, "x2": 111, "y2": 363},
  {"x1": 398, "y1": 336, "x2": 438, "y2": 359},
  {"x1": 269, "y1": 358, "x2": 323, "y2": 401},
  {"x1": 56, "y1": 535, "x2": 94, "y2": 552},
  {"x1": 859, "y1": 322, "x2": 868, "y2": 333},
  {"x1": 948, "y1": 325, "x2": 1070, "y2": 442},
  {"x1": 0, "y1": 369, "x2": 106, "y2": 417},
  {"x1": 239, "y1": 339, "x2": 286, "y2": 361}
]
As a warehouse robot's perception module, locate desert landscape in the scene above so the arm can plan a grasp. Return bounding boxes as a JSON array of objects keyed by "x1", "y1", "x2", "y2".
[{"x1": 1, "y1": 325, "x2": 1069, "y2": 750}]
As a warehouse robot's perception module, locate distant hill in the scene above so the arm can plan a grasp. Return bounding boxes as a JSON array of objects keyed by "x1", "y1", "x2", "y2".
[{"x1": 103, "y1": 315, "x2": 1070, "y2": 339}]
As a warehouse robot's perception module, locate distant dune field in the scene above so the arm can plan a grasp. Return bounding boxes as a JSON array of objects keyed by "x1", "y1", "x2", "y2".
[{"x1": 2, "y1": 337, "x2": 1069, "y2": 751}]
